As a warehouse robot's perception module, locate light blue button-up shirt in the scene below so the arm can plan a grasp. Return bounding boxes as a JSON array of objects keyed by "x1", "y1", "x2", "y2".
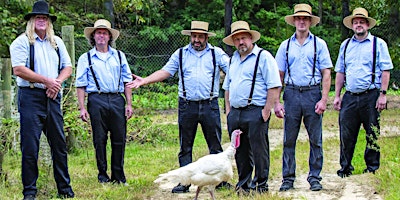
[
  {"x1": 275, "y1": 32, "x2": 333, "y2": 86},
  {"x1": 162, "y1": 43, "x2": 229, "y2": 101},
  {"x1": 223, "y1": 44, "x2": 282, "y2": 108},
  {"x1": 335, "y1": 33, "x2": 393, "y2": 93},
  {"x1": 10, "y1": 33, "x2": 72, "y2": 88},
  {"x1": 75, "y1": 46, "x2": 132, "y2": 93}
]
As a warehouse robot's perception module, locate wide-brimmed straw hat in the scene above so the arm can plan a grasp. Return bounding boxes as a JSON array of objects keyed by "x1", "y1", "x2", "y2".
[
  {"x1": 181, "y1": 21, "x2": 216, "y2": 37},
  {"x1": 24, "y1": 1, "x2": 57, "y2": 22},
  {"x1": 222, "y1": 21, "x2": 261, "y2": 46},
  {"x1": 284, "y1": 4, "x2": 320, "y2": 26},
  {"x1": 84, "y1": 19, "x2": 120, "y2": 42},
  {"x1": 343, "y1": 7, "x2": 376, "y2": 29}
]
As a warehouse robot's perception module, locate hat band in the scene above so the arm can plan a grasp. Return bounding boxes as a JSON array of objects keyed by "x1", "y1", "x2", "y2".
[
  {"x1": 354, "y1": 13, "x2": 367, "y2": 17},
  {"x1": 295, "y1": 10, "x2": 312, "y2": 15},
  {"x1": 231, "y1": 28, "x2": 249, "y2": 34},
  {"x1": 191, "y1": 28, "x2": 208, "y2": 32}
]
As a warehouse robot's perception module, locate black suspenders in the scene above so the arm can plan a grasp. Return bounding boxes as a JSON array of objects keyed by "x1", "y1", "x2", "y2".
[
  {"x1": 247, "y1": 50, "x2": 264, "y2": 105},
  {"x1": 343, "y1": 36, "x2": 377, "y2": 85},
  {"x1": 179, "y1": 48, "x2": 217, "y2": 101},
  {"x1": 285, "y1": 36, "x2": 317, "y2": 85},
  {"x1": 29, "y1": 43, "x2": 60, "y2": 87},
  {"x1": 87, "y1": 50, "x2": 122, "y2": 93}
]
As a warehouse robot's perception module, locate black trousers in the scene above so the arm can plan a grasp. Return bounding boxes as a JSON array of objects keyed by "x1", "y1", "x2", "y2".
[
  {"x1": 88, "y1": 93, "x2": 127, "y2": 182},
  {"x1": 177, "y1": 98, "x2": 223, "y2": 167},
  {"x1": 338, "y1": 89, "x2": 381, "y2": 173},
  {"x1": 227, "y1": 105, "x2": 270, "y2": 190},
  {"x1": 18, "y1": 87, "x2": 73, "y2": 196}
]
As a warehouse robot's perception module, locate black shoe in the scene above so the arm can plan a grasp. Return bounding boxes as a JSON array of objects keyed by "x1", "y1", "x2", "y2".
[
  {"x1": 57, "y1": 191, "x2": 75, "y2": 199},
  {"x1": 23, "y1": 194, "x2": 36, "y2": 200},
  {"x1": 171, "y1": 183, "x2": 190, "y2": 193},
  {"x1": 279, "y1": 181, "x2": 294, "y2": 191},
  {"x1": 337, "y1": 170, "x2": 352, "y2": 178},
  {"x1": 310, "y1": 181, "x2": 322, "y2": 191},
  {"x1": 112, "y1": 180, "x2": 129, "y2": 186},
  {"x1": 98, "y1": 175, "x2": 110, "y2": 183},
  {"x1": 363, "y1": 168, "x2": 376, "y2": 174},
  {"x1": 216, "y1": 181, "x2": 232, "y2": 190}
]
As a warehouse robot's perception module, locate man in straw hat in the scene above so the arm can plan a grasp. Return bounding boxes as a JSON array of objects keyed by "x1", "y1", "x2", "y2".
[
  {"x1": 274, "y1": 3, "x2": 332, "y2": 192},
  {"x1": 9, "y1": 1, "x2": 74, "y2": 199},
  {"x1": 75, "y1": 19, "x2": 133, "y2": 185},
  {"x1": 222, "y1": 20, "x2": 281, "y2": 194},
  {"x1": 334, "y1": 7, "x2": 393, "y2": 178},
  {"x1": 127, "y1": 21, "x2": 230, "y2": 193}
]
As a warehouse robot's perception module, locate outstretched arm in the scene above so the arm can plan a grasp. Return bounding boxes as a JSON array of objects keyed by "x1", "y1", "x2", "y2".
[{"x1": 126, "y1": 69, "x2": 171, "y2": 89}]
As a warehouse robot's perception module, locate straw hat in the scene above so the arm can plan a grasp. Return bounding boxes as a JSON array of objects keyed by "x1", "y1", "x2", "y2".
[
  {"x1": 84, "y1": 19, "x2": 120, "y2": 42},
  {"x1": 284, "y1": 4, "x2": 320, "y2": 26},
  {"x1": 181, "y1": 21, "x2": 216, "y2": 37},
  {"x1": 343, "y1": 7, "x2": 376, "y2": 29},
  {"x1": 222, "y1": 21, "x2": 261, "y2": 46},
  {"x1": 24, "y1": 1, "x2": 57, "y2": 22}
]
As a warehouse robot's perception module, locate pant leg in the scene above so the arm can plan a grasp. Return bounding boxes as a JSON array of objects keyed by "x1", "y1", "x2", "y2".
[
  {"x1": 108, "y1": 94, "x2": 127, "y2": 182},
  {"x1": 360, "y1": 91, "x2": 380, "y2": 171},
  {"x1": 244, "y1": 106, "x2": 269, "y2": 189},
  {"x1": 18, "y1": 88, "x2": 46, "y2": 196},
  {"x1": 88, "y1": 94, "x2": 110, "y2": 178},
  {"x1": 227, "y1": 108, "x2": 253, "y2": 190},
  {"x1": 282, "y1": 88, "x2": 302, "y2": 183},
  {"x1": 199, "y1": 99, "x2": 223, "y2": 155},
  {"x1": 44, "y1": 94, "x2": 73, "y2": 194},
  {"x1": 178, "y1": 99, "x2": 199, "y2": 167},
  {"x1": 301, "y1": 88, "x2": 323, "y2": 183},
  {"x1": 338, "y1": 93, "x2": 361, "y2": 173}
]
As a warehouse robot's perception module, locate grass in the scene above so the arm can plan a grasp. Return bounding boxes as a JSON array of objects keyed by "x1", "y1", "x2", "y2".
[{"x1": 0, "y1": 106, "x2": 399, "y2": 200}]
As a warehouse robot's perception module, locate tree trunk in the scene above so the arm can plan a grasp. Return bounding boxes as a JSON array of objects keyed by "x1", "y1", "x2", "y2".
[
  {"x1": 104, "y1": 0, "x2": 115, "y2": 27},
  {"x1": 318, "y1": 0, "x2": 323, "y2": 25},
  {"x1": 341, "y1": 0, "x2": 351, "y2": 41},
  {"x1": 224, "y1": 0, "x2": 233, "y2": 56}
]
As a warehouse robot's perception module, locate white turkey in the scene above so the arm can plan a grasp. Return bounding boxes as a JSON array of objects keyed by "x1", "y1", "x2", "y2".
[{"x1": 154, "y1": 129, "x2": 242, "y2": 200}]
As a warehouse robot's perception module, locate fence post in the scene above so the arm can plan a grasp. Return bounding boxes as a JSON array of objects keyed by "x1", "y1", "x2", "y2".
[
  {"x1": 1, "y1": 58, "x2": 12, "y2": 119},
  {"x1": 61, "y1": 25, "x2": 77, "y2": 151}
]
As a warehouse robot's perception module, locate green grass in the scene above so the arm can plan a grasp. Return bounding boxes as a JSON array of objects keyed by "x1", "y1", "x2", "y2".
[{"x1": 1, "y1": 108, "x2": 399, "y2": 200}]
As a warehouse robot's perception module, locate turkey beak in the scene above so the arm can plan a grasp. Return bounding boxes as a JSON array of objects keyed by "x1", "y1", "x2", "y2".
[{"x1": 234, "y1": 130, "x2": 241, "y2": 148}]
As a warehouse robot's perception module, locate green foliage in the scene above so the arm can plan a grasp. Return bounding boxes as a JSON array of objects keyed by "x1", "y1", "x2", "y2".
[{"x1": 0, "y1": 118, "x2": 19, "y2": 153}]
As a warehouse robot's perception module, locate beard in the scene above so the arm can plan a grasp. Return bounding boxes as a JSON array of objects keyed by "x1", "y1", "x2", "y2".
[
  {"x1": 238, "y1": 44, "x2": 248, "y2": 53},
  {"x1": 191, "y1": 41, "x2": 206, "y2": 51}
]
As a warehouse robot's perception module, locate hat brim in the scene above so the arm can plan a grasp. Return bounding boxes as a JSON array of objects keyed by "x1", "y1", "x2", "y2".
[
  {"x1": 284, "y1": 13, "x2": 320, "y2": 27},
  {"x1": 84, "y1": 27, "x2": 120, "y2": 42},
  {"x1": 343, "y1": 15, "x2": 376, "y2": 29},
  {"x1": 24, "y1": 13, "x2": 57, "y2": 22},
  {"x1": 181, "y1": 30, "x2": 216, "y2": 37},
  {"x1": 222, "y1": 30, "x2": 261, "y2": 46}
]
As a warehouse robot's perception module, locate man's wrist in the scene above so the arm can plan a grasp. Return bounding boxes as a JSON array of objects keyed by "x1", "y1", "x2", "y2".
[{"x1": 380, "y1": 89, "x2": 387, "y2": 95}]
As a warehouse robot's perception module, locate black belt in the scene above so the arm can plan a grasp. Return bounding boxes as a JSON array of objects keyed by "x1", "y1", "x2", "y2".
[
  {"x1": 88, "y1": 92, "x2": 121, "y2": 96},
  {"x1": 346, "y1": 88, "x2": 378, "y2": 96},
  {"x1": 285, "y1": 84, "x2": 320, "y2": 92},
  {"x1": 233, "y1": 105, "x2": 263, "y2": 110},
  {"x1": 180, "y1": 97, "x2": 212, "y2": 104}
]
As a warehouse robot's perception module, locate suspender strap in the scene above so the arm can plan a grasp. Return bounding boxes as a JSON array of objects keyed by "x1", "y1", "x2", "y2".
[
  {"x1": 179, "y1": 48, "x2": 217, "y2": 101},
  {"x1": 311, "y1": 36, "x2": 317, "y2": 84},
  {"x1": 248, "y1": 50, "x2": 264, "y2": 105},
  {"x1": 179, "y1": 48, "x2": 186, "y2": 100},
  {"x1": 117, "y1": 50, "x2": 122, "y2": 92},
  {"x1": 29, "y1": 44, "x2": 34, "y2": 71},
  {"x1": 343, "y1": 38, "x2": 351, "y2": 83},
  {"x1": 87, "y1": 52, "x2": 101, "y2": 92},
  {"x1": 210, "y1": 48, "x2": 216, "y2": 100},
  {"x1": 372, "y1": 36, "x2": 377, "y2": 84},
  {"x1": 285, "y1": 39, "x2": 291, "y2": 82}
]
